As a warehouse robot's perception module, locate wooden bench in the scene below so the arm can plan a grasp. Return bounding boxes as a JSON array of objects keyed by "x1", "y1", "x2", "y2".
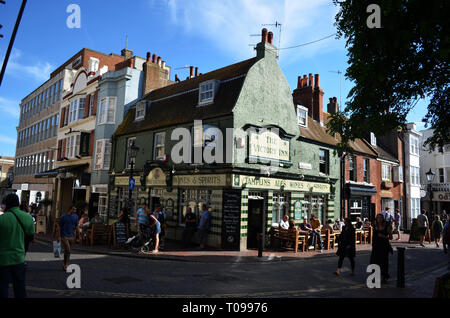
[
  {"x1": 270, "y1": 227, "x2": 307, "y2": 253},
  {"x1": 85, "y1": 224, "x2": 111, "y2": 247},
  {"x1": 361, "y1": 226, "x2": 373, "y2": 244}
]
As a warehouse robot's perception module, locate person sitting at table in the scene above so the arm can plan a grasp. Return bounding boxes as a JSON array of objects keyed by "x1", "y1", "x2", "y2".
[
  {"x1": 280, "y1": 214, "x2": 290, "y2": 230},
  {"x1": 364, "y1": 218, "x2": 371, "y2": 227},
  {"x1": 90, "y1": 213, "x2": 104, "y2": 225},
  {"x1": 310, "y1": 214, "x2": 324, "y2": 252},
  {"x1": 355, "y1": 217, "x2": 363, "y2": 229},
  {"x1": 323, "y1": 219, "x2": 334, "y2": 233},
  {"x1": 333, "y1": 219, "x2": 342, "y2": 231}
]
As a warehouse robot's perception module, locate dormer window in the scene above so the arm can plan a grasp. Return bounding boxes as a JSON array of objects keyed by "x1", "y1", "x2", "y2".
[
  {"x1": 297, "y1": 105, "x2": 308, "y2": 128},
  {"x1": 135, "y1": 101, "x2": 146, "y2": 121},
  {"x1": 370, "y1": 132, "x2": 377, "y2": 147},
  {"x1": 198, "y1": 80, "x2": 217, "y2": 106}
]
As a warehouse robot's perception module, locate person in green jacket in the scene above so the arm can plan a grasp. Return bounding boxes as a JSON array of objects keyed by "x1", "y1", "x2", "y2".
[
  {"x1": 432, "y1": 215, "x2": 444, "y2": 248},
  {"x1": 0, "y1": 194, "x2": 35, "y2": 298}
]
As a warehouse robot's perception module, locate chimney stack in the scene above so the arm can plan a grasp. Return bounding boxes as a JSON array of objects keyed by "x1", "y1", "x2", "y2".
[
  {"x1": 142, "y1": 51, "x2": 172, "y2": 95},
  {"x1": 327, "y1": 97, "x2": 339, "y2": 114},
  {"x1": 293, "y1": 72, "x2": 324, "y2": 124},
  {"x1": 261, "y1": 28, "x2": 268, "y2": 43},
  {"x1": 121, "y1": 48, "x2": 133, "y2": 59},
  {"x1": 268, "y1": 31, "x2": 273, "y2": 44}
]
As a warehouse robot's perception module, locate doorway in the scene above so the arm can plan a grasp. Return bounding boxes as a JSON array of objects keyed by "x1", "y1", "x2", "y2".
[{"x1": 247, "y1": 199, "x2": 265, "y2": 249}]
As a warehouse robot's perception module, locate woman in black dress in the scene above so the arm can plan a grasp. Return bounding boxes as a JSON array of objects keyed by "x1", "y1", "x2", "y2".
[
  {"x1": 370, "y1": 213, "x2": 393, "y2": 282},
  {"x1": 334, "y1": 218, "x2": 356, "y2": 276}
]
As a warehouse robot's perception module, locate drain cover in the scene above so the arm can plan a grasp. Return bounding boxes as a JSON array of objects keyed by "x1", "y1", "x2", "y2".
[{"x1": 103, "y1": 276, "x2": 143, "y2": 284}]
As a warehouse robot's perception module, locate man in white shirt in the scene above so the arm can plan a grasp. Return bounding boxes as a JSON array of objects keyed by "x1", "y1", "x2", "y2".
[{"x1": 280, "y1": 215, "x2": 289, "y2": 230}]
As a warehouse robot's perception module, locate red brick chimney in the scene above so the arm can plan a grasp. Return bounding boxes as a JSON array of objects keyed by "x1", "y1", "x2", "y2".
[
  {"x1": 268, "y1": 32, "x2": 273, "y2": 44},
  {"x1": 312, "y1": 74, "x2": 324, "y2": 123},
  {"x1": 142, "y1": 51, "x2": 173, "y2": 95},
  {"x1": 292, "y1": 72, "x2": 324, "y2": 123},
  {"x1": 261, "y1": 28, "x2": 268, "y2": 43}
]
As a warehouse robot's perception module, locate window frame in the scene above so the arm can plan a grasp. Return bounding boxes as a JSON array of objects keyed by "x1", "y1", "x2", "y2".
[
  {"x1": 198, "y1": 80, "x2": 216, "y2": 106},
  {"x1": 319, "y1": 149, "x2": 329, "y2": 175},
  {"x1": 381, "y1": 163, "x2": 391, "y2": 182},
  {"x1": 153, "y1": 132, "x2": 166, "y2": 160},
  {"x1": 135, "y1": 101, "x2": 146, "y2": 121},
  {"x1": 363, "y1": 158, "x2": 370, "y2": 183},
  {"x1": 98, "y1": 96, "x2": 116, "y2": 125},
  {"x1": 296, "y1": 105, "x2": 308, "y2": 128},
  {"x1": 349, "y1": 155, "x2": 356, "y2": 181}
]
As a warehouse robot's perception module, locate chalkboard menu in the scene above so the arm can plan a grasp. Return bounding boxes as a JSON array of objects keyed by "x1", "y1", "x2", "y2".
[
  {"x1": 108, "y1": 195, "x2": 118, "y2": 218},
  {"x1": 113, "y1": 222, "x2": 128, "y2": 247},
  {"x1": 221, "y1": 190, "x2": 242, "y2": 250}
]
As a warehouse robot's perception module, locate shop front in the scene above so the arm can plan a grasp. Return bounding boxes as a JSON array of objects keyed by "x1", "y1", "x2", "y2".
[{"x1": 346, "y1": 184, "x2": 377, "y2": 222}]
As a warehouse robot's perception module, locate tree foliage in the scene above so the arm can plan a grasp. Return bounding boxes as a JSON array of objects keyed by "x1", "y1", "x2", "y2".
[{"x1": 327, "y1": 0, "x2": 449, "y2": 152}]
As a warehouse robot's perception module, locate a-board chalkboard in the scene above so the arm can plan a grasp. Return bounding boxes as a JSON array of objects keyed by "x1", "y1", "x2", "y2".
[
  {"x1": 112, "y1": 222, "x2": 128, "y2": 248},
  {"x1": 221, "y1": 190, "x2": 242, "y2": 250}
]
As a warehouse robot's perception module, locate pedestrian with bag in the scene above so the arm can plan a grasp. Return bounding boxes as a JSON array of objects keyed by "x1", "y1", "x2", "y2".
[
  {"x1": 0, "y1": 194, "x2": 35, "y2": 298},
  {"x1": 370, "y1": 213, "x2": 393, "y2": 283},
  {"x1": 334, "y1": 218, "x2": 356, "y2": 276},
  {"x1": 59, "y1": 206, "x2": 78, "y2": 271},
  {"x1": 432, "y1": 215, "x2": 444, "y2": 248}
]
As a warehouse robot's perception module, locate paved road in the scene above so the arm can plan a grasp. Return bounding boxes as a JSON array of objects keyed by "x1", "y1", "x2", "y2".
[{"x1": 17, "y1": 241, "x2": 449, "y2": 298}]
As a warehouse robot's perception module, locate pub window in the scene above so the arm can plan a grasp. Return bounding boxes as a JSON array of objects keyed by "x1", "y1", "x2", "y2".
[
  {"x1": 363, "y1": 158, "x2": 370, "y2": 183},
  {"x1": 303, "y1": 194, "x2": 327, "y2": 225},
  {"x1": 154, "y1": 132, "x2": 166, "y2": 160},
  {"x1": 349, "y1": 155, "x2": 356, "y2": 181},
  {"x1": 125, "y1": 137, "x2": 136, "y2": 169},
  {"x1": 438, "y1": 168, "x2": 444, "y2": 183},
  {"x1": 381, "y1": 163, "x2": 391, "y2": 181},
  {"x1": 319, "y1": 149, "x2": 329, "y2": 174},
  {"x1": 272, "y1": 192, "x2": 290, "y2": 227},
  {"x1": 178, "y1": 189, "x2": 211, "y2": 226},
  {"x1": 297, "y1": 105, "x2": 308, "y2": 128}
]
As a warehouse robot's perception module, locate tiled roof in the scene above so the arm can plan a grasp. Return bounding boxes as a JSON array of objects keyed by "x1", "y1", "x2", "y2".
[
  {"x1": 115, "y1": 57, "x2": 258, "y2": 136},
  {"x1": 299, "y1": 112, "x2": 378, "y2": 157}
]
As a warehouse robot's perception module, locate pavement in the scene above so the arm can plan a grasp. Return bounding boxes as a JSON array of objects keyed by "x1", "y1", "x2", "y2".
[{"x1": 34, "y1": 232, "x2": 448, "y2": 264}]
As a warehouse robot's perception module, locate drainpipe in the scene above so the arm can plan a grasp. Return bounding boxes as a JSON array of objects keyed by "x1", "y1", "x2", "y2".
[
  {"x1": 340, "y1": 153, "x2": 346, "y2": 219},
  {"x1": 398, "y1": 131, "x2": 407, "y2": 231}
]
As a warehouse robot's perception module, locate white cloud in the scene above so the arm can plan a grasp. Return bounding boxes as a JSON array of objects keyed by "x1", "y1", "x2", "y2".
[
  {"x1": 0, "y1": 97, "x2": 20, "y2": 119},
  {"x1": 3, "y1": 48, "x2": 53, "y2": 82},
  {"x1": 156, "y1": 0, "x2": 343, "y2": 63}
]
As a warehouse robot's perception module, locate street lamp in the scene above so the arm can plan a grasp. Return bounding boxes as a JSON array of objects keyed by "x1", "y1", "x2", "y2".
[
  {"x1": 128, "y1": 140, "x2": 139, "y2": 214},
  {"x1": 425, "y1": 168, "x2": 435, "y2": 215}
]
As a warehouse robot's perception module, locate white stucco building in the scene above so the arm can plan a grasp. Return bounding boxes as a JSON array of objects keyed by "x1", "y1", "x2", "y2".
[{"x1": 420, "y1": 128, "x2": 450, "y2": 214}]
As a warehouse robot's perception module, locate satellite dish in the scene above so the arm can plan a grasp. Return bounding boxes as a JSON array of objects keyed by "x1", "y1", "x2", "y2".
[{"x1": 420, "y1": 190, "x2": 427, "y2": 198}]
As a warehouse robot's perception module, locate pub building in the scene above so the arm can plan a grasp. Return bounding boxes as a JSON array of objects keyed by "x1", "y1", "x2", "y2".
[{"x1": 108, "y1": 29, "x2": 341, "y2": 251}]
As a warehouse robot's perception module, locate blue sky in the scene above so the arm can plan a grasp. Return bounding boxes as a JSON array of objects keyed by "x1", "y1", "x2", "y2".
[{"x1": 0, "y1": 0, "x2": 429, "y2": 157}]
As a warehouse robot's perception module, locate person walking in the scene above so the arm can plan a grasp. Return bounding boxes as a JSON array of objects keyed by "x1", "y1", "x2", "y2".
[
  {"x1": 440, "y1": 210, "x2": 448, "y2": 224},
  {"x1": 147, "y1": 213, "x2": 161, "y2": 254},
  {"x1": 417, "y1": 209, "x2": 429, "y2": 247},
  {"x1": 0, "y1": 194, "x2": 35, "y2": 298},
  {"x1": 394, "y1": 209, "x2": 401, "y2": 240},
  {"x1": 442, "y1": 219, "x2": 450, "y2": 253},
  {"x1": 334, "y1": 218, "x2": 356, "y2": 276},
  {"x1": 432, "y1": 215, "x2": 444, "y2": 248},
  {"x1": 370, "y1": 213, "x2": 393, "y2": 282},
  {"x1": 153, "y1": 205, "x2": 166, "y2": 250},
  {"x1": 182, "y1": 207, "x2": 197, "y2": 248},
  {"x1": 198, "y1": 204, "x2": 211, "y2": 249},
  {"x1": 59, "y1": 206, "x2": 78, "y2": 271}
]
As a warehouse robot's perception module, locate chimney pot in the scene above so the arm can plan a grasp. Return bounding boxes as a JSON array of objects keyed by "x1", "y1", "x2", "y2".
[
  {"x1": 303, "y1": 75, "x2": 307, "y2": 87},
  {"x1": 162, "y1": 61, "x2": 166, "y2": 68},
  {"x1": 152, "y1": 54, "x2": 157, "y2": 63},
  {"x1": 268, "y1": 31, "x2": 273, "y2": 44},
  {"x1": 261, "y1": 28, "x2": 268, "y2": 43},
  {"x1": 195, "y1": 67, "x2": 199, "y2": 77},
  {"x1": 314, "y1": 74, "x2": 319, "y2": 88},
  {"x1": 189, "y1": 66, "x2": 194, "y2": 78},
  {"x1": 157, "y1": 56, "x2": 162, "y2": 66},
  {"x1": 297, "y1": 76, "x2": 302, "y2": 89},
  {"x1": 175, "y1": 74, "x2": 180, "y2": 83},
  {"x1": 308, "y1": 73, "x2": 313, "y2": 87},
  {"x1": 146, "y1": 52, "x2": 151, "y2": 62}
]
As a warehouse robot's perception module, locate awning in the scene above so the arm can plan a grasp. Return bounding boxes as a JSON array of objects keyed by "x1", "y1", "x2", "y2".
[
  {"x1": 348, "y1": 186, "x2": 377, "y2": 196},
  {"x1": 34, "y1": 163, "x2": 88, "y2": 178}
]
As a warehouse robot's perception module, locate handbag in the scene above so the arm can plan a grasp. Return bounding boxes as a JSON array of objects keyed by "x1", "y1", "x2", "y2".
[{"x1": 9, "y1": 210, "x2": 34, "y2": 252}]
